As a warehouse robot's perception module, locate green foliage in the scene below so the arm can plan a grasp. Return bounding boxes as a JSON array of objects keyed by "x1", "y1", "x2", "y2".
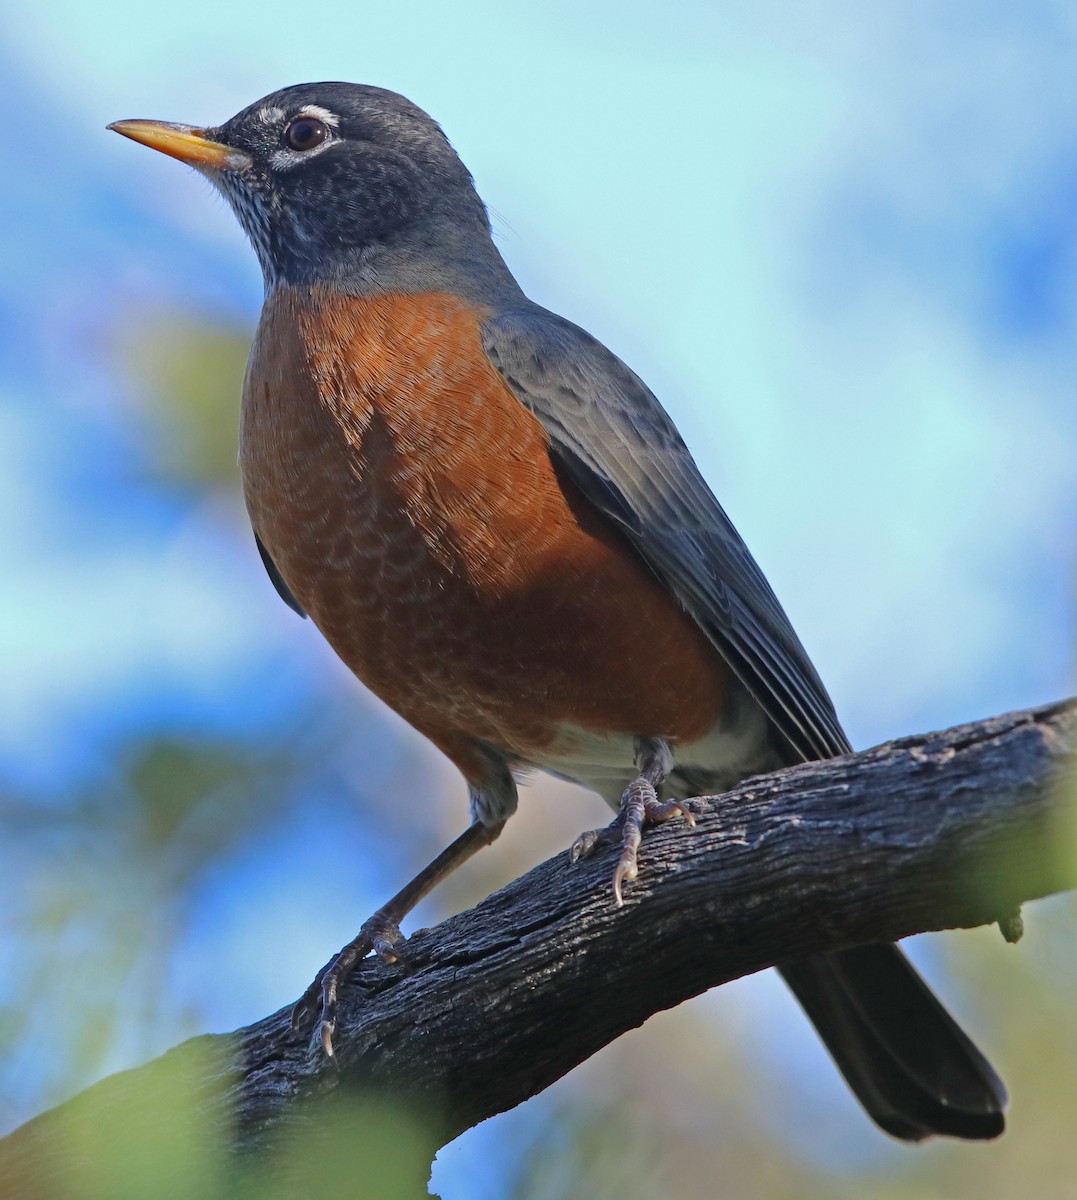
[
  {"x1": 50, "y1": 1042, "x2": 233, "y2": 1200},
  {"x1": 15, "y1": 1053, "x2": 435, "y2": 1200},
  {"x1": 2, "y1": 733, "x2": 299, "y2": 1109},
  {"x1": 119, "y1": 313, "x2": 251, "y2": 490}
]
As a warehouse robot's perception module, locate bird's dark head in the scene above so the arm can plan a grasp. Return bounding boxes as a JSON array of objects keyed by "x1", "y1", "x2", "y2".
[{"x1": 110, "y1": 82, "x2": 510, "y2": 295}]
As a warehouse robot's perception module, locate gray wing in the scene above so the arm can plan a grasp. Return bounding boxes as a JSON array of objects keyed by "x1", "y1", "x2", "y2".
[
  {"x1": 255, "y1": 532, "x2": 306, "y2": 618},
  {"x1": 482, "y1": 306, "x2": 850, "y2": 762}
]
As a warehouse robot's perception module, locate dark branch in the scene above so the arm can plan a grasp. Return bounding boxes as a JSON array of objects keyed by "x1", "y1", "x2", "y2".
[{"x1": 4, "y1": 699, "x2": 1075, "y2": 1194}]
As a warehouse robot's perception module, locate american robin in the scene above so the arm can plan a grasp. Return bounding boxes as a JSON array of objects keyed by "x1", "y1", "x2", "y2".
[{"x1": 109, "y1": 83, "x2": 1006, "y2": 1140}]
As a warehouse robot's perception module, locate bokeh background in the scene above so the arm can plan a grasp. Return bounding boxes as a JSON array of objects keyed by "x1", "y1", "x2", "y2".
[{"x1": 3, "y1": 1, "x2": 1076, "y2": 1196}]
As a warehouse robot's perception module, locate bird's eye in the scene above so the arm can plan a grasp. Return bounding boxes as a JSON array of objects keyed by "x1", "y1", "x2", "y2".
[{"x1": 283, "y1": 117, "x2": 330, "y2": 152}]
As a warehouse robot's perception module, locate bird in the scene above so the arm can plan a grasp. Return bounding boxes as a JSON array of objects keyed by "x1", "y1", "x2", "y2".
[{"x1": 109, "y1": 82, "x2": 1007, "y2": 1140}]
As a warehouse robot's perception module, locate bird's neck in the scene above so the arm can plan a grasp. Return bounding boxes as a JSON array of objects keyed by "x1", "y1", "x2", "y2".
[{"x1": 260, "y1": 199, "x2": 524, "y2": 310}]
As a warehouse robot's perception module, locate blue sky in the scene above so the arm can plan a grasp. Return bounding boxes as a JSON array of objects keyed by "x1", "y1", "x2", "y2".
[{"x1": 2, "y1": 2, "x2": 1075, "y2": 1195}]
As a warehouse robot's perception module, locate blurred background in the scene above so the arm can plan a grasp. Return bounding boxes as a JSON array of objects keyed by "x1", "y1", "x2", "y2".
[{"x1": 2, "y1": 0, "x2": 1076, "y2": 1196}]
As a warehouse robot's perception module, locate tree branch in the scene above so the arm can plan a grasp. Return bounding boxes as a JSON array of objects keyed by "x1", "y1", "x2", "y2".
[{"x1": 4, "y1": 699, "x2": 1075, "y2": 1194}]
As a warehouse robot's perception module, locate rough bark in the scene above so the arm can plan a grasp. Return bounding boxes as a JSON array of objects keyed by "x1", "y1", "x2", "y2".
[{"x1": 2, "y1": 699, "x2": 1075, "y2": 1196}]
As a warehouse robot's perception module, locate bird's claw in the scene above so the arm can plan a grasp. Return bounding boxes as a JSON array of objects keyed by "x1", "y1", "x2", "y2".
[
  {"x1": 569, "y1": 821, "x2": 623, "y2": 862},
  {"x1": 613, "y1": 777, "x2": 696, "y2": 906},
  {"x1": 291, "y1": 913, "x2": 407, "y2": 1056},
  {"x1": 571, "y1": 777, "x2": 696, "y2": 906}
]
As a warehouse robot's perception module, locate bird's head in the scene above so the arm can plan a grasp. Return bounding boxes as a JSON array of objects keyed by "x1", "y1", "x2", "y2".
[{"x1": 110, "y1": 82, "x2": 504, "y2": 293}]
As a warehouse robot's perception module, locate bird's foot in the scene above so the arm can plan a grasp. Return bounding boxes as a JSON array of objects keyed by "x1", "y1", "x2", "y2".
[
  {"x1": 613, "y1": 775, "x2": 695, "y2": 905},
  {"x1": 570, "y1": 776, "x2": 696, "y2": 906},
  {"x1": 291, "y1": 821, "x2": 506, "y2": 1058},
  {"x1": 291, "y1": 910, "x2": 405, "y2": 1056}
]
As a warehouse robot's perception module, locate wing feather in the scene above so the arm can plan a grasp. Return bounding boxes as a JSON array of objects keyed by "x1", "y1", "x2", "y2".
[{"x1": 483, "y1": 307, "x2": 850, "y2": 762}]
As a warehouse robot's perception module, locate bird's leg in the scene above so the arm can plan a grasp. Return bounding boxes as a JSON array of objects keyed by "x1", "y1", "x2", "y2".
[
  {"x1": 292, "y1": 819, "x2": 504, "y2": 1056},
  {"x1": 571, "y1": 738, "x2": 695, "y2": 906}
]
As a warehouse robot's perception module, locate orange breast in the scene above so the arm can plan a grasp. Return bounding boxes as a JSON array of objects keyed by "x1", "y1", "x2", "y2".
[{"x1": 241, "y1": 287, "x2": 727, "y2": 779}]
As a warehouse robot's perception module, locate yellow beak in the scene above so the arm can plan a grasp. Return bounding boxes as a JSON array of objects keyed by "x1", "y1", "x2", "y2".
[{"x1": 107, "y1": 119, "x2": 251, "y2": 171}]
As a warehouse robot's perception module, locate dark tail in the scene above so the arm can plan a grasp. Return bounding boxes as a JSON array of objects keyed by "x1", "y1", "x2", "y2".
[{"x1": 779, "y1": 943, "x2": 1007, "y2": 1141}]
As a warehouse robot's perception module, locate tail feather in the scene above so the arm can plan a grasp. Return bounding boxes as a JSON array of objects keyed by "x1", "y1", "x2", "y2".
[{"x1": 779, "y1": 943, "x2": 1007, "y2": 1141}]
